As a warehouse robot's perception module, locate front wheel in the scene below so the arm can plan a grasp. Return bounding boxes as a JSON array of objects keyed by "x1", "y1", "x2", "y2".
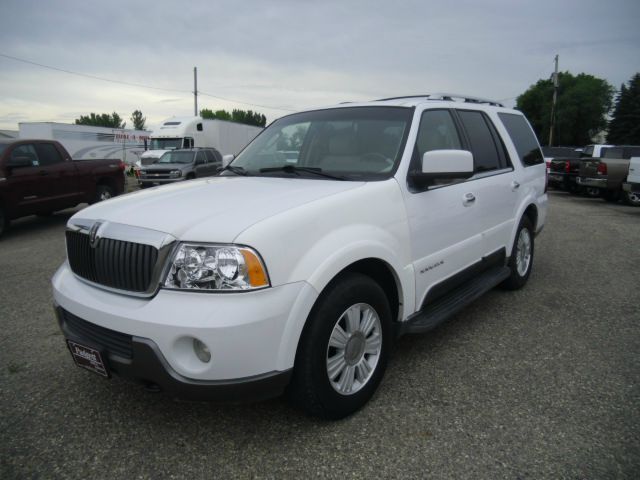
[
  {"x1": 288, "y1": 273, "x2": 392, "y2": 419},
  {"x1": 0, "y1": 206, "x2": 8, "y2": 238},
  {"x1": 501, "y1": 216, "x2": 534, "y2": 290}
]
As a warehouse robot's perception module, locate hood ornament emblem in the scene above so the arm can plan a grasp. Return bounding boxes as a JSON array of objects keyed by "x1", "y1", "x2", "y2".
[{"x1": 89, "y1": 221, "x2": 103, "y2": 248}]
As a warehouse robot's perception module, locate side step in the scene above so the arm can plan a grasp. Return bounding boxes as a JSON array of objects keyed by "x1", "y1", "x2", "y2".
[{"x1": 398, "y1": 265, "x2": 511, "y2": 336}]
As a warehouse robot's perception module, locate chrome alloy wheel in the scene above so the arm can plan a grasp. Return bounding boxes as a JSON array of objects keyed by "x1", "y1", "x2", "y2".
[
  {"x1": 100, "y1": 190, "x2": 112, "y2": 201},
  {"x1": 326, "y1": 303, "x2": 382, "y2": 395},
  {"x1": 516, "y1": 227, "x2": 532, "y2": 276}
]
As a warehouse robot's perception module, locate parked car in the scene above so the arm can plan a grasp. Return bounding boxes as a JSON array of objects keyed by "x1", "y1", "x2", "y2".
[
  {"x1": 622, "y1": 157, "x2": 640, "y2": 206},
  {"x1": 138, "y1": 148, "x2": 222, "y2": 188},
  {"x1": 578, "y1": 145, "x2": 640, "y2": 205},
  {"x1": 0, "y1": 139, "x2": 125, "y2": 237},
  {"x1": 52, "y1": 94, "x2": 547, "y2": 419},
  {"x1": 547, "y1": 144, "x2": 610, "y2": 195}
]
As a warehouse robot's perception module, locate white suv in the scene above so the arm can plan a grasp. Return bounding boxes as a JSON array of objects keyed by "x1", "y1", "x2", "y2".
[{"x1": 53, "y1": 94, "x2": 547, "y2": 419}]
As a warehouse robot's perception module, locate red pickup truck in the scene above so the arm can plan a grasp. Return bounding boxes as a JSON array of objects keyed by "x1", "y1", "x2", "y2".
[{"x1": 0, "y1": 139, "x2": 125, "y2": 237}]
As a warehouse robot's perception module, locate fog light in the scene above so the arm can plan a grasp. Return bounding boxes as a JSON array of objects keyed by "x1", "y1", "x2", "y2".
[{"x1": 193, "y1": 338, "x2": 211, "y2": 363}]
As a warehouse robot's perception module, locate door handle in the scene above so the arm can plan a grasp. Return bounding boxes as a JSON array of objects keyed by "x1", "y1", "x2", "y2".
[
  {"x1": 511, "y1": 181, "x2": 520, "y2": 190},
  {"x1": 463, "y1": 193, "x2": 476, "y2": 206}
]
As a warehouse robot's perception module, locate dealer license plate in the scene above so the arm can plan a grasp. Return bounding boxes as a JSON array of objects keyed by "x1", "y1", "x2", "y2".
[{"x1": 67, "y1": 340, "x2": 110, "y2": 378}]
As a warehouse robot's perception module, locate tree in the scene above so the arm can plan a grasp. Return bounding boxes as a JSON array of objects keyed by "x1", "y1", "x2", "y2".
[
  {"x1": 607, "y1": 73, "x2": 640, "y2": 144},
  {"x1": 200, "y1": 108, "x2": 266, "y2": 127},
  {"x1": 74, "y1": 112, "x2": 126, "y2": 128},
  {"x1": 516, "y1": 72, "x2": 613, "y2": 146},
  {"x1": 130, "y1": 110, "x2": 146, "y2": 130}
]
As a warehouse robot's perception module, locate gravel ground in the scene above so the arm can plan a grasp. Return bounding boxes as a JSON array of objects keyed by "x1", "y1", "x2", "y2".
[{"x1": 1, "y1": 190, "x2": 639, "y2": 479}]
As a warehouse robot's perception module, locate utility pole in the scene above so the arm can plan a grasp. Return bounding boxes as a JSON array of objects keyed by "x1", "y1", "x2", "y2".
[
  {"x1": 548, "y1": 54, "x2": 559, "y2": 146},
  {"x1": 193, "y1": 67, "x2": 198, "y2": 116}
]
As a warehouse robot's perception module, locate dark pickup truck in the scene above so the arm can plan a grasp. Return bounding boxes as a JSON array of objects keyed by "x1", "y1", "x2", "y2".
[
  {"x1": 577, "y1": 145, "x2": 640, "y2": 205},
  {"x1": 547, "y1": 145, "x2": 611, "y2": 195},
  {"x1": 0, "y1": 139, "x2": 125, "y2": 236}
]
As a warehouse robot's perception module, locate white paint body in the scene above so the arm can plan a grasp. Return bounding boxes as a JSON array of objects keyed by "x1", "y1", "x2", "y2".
[{"x1": 53, "y1": 99, "x2": 547, "y2": 382}]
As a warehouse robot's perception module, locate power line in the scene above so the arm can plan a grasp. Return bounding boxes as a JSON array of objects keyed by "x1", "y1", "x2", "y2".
[{"x1": 0, "y1": 52, "x2": 297, "y2": 112}]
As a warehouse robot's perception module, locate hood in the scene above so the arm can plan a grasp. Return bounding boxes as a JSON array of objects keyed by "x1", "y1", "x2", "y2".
[{"x1": 72, "y1": 176, "x2": 364, "y2": 242}]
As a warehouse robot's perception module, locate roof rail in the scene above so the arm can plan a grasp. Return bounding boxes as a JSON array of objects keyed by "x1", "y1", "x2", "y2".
[{"x1": 376, "y1": 93, "x2": 504, "y2": 107}]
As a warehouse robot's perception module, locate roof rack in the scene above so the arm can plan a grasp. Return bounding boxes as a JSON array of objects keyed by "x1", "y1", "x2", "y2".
[{"x1": 376, "y1": 93, "x2": 504, "y2": 107}]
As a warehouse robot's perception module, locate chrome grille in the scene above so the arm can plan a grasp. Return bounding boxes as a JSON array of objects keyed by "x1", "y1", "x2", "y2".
[{"x1": 66, "y1": 230, "x2": 158, "y2": 293}]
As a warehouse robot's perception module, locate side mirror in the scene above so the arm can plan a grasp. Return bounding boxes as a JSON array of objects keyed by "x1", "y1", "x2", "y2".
[
  {"x1": 410, "y1": 150, "x2": 474, "y2": 187},
  {"x1": 7, "y1": 156, "x2": 34, "y2": 169},
  {"x1": 222, "y1": 154, "x2": 234, "y2": 168}
]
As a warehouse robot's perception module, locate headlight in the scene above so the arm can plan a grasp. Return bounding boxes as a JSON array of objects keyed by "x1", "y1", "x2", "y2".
[
  {"x1": 164, "y1": 244, "x2": 269, "y2": 291},
  {"x1": 170, "y1": 170, "x2": 182, "y2": 177}
]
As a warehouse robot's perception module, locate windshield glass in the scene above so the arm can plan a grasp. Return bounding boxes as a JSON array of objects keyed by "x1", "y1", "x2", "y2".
[
  {"x1": 157, "y1": 151, "x2": 195, "y2": 164},
  {"x1": 229, "y1": 107, "x2": 412, "y2": 180},
  {"x1": 150, "y1": 138, "x2": 182, "y2": 150}
]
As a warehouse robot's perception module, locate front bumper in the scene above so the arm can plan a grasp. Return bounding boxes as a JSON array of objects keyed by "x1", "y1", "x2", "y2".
[
  {"x1": 622, "y1": 182, "x2": 639, "y2": 193},
  {"x1": 577, "y1": 176, "x2": 607, "y2": 188},
  {"x1": 52, "y1": 263, "x2": 319, "y2": 398},
  {"x1": 55, "y1": 306, "x2": 292, "y2": 401}
]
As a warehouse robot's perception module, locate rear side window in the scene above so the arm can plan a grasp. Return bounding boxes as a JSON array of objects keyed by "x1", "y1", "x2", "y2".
[
  {"x1": 34, "y1": 143, "x2": 64, "y2": 166},
  {"x1": 498, "y1": 113, "x2": 543, "y2": 166},
  {"x1": 457, "y1": 110, "x2": 502, "y2": 172}
]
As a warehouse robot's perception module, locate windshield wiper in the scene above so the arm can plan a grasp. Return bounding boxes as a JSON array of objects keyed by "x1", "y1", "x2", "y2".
[
  {"x1": 259, "y1": 165, "x2": 345, "y2": 180},
  {"x1": 219, "y1": 165, "x2": 249, "y2": 176}
]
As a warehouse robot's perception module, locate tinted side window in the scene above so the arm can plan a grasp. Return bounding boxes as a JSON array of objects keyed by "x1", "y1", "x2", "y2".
[
  {"x1": 458, "y1": 110, "x2": 501, "y2": 172},
  {"x1": 195, "y1": 151, "x2": 206, "y2": 164},
  {"x1": 34, "y1": 143, "x2": 64, "y2": 166},
  {"x1": 204, "y1": 150, "x2": 215, "y2": 163},
  {"x1": 498, "y1": 113, "x2": 543, "y2": 166},
  {"x1": 415, "y1": 110, "x2": 462, "y2": 159},
  {"x1": 11, "y1": 144, "x2": 39, "y2": 166}
]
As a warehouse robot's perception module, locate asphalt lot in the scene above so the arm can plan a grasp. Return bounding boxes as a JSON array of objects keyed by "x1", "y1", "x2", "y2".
[{"x1": 1, "y1": 190, "x2": 639, "y2": 479}]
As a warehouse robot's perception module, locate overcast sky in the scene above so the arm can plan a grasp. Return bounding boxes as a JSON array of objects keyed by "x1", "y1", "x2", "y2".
[{"x1": 0, "y1": 0, "x2": 638, "y2": 131}]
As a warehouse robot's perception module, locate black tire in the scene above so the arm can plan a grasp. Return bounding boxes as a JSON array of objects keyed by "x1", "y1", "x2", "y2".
[
  {"x1": 585, "y1": 187, "x2": 600, "y2": 198},
  {"x1": 139, "y1": 183, "x2": 151, "y2": 189},
  {"x1": 186, "y1": 173, "x2": 196, "y2": 180},
  {"x1": 288, "y1": 272, "x2": 392, "y2": 420},
  {"x1": 92, "y1": 185, "x2": 114, "y2": 204},
  {"x1": 0, "y1": 206, "x2": 8, "y2": 238},
  {"x1": 501, "y1": 216, "x2": 534, "y2": 290},
  {"x1": 623, "y1": 189, "x2": 640, "y2": 207}
]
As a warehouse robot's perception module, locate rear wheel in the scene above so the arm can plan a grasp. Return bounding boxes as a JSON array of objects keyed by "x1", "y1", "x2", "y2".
[
  {"x1": 92, "y1": 185, "x2": 114, "y2": 204},
  {"x1": 623, "y1": 189, "x2": 640, "y2": 207},
  {"x1": 288, "y1": 273, "x2": 392, "y2": 419},
  {"x1": 501, "y1": 216, "x2": 534, "y2": 290}
]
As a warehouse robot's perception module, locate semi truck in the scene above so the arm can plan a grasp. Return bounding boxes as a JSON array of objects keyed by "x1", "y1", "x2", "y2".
[
  {"x1": 18, "y1": 122, "x2": 151, "y2": 167},
  {"x1": 139, "y1": 116, "x2": 263, "y2": 166}
]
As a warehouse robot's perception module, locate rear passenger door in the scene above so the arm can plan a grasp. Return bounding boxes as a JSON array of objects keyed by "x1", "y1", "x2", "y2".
[{"x1": 455, "y1": 109, "x2": 517, "y2": 257}]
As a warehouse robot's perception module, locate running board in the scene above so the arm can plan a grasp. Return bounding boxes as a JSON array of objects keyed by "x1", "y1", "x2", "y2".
[{"x1": 398, "y1": 266, "x2": 511, "y2": 336}]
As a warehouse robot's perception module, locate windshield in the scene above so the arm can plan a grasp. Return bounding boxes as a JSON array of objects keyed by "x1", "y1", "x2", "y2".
[
  {"x1": 157, "y1": 151, "x2": 195, "y2": 164},
  {"x1": 228, "y1": 107, "x2": 412, "y2": 180},
  {"x1": 150, "y1": 138, "x2": 182, "y2": 150}
]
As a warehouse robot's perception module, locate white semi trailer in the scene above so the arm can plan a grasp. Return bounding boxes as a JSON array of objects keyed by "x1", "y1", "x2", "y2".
[
  {"x1": 139, "y1": 116, "x2": 263, "y2": 165},
  {"x1": 18, "y1": 122, "x2": 151, "y2": 166}
]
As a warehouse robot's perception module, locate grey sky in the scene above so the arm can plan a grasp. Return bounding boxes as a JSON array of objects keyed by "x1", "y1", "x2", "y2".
[{"x1": 1, "y1": 0, "x2": 638, "y2": 131}]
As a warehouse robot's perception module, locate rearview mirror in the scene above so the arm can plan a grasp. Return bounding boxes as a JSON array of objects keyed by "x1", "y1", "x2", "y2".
[
  {"x1": 410, "y1": 150, "x2": 474, "y2": 187},
  {"x1": 222, "y1": 154, "x2": 234, "y2": 168}
]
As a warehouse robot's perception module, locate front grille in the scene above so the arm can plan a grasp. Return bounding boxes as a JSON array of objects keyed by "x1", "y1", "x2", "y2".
[
  {"x1": 62, "y1": 309, "x2": 133, "y2": 359},
  {"x1": 66, "y1": 230, "x2": 158, "y2": 293}
]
